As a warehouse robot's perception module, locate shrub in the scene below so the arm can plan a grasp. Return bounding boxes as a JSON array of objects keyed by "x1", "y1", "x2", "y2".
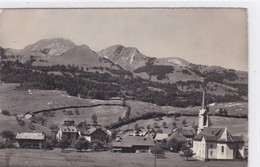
[
  {"x1": 1, "y1": 110, "x2": 10, "y2": 116},
  {"x1": 73, "y1": 137, "x2": 89, "y2": 152},
  {"x1": 89, "y1": 139, "x2": 104, "y2": 151},
  {"x1": 0, "y1": 141, "x2": 6, "y2": 149}
]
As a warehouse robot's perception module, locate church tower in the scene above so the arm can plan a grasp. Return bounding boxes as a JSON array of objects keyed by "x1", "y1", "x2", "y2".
[{"x1": 197, "y1": 90, "x2": 210, "y2": 134}]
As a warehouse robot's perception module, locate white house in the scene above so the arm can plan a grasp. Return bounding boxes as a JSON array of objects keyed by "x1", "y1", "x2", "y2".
[{"x1": 56, "y1": 125, "x2": 79, "y2": 141}]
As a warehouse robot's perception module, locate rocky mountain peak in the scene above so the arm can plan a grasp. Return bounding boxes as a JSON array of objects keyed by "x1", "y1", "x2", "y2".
[
  {"x1": 98, "y1": 44, "x2": 148, "y2": 71},
  {"x1": 23, "y1": 38, "x2": 77, "y2": 56}
]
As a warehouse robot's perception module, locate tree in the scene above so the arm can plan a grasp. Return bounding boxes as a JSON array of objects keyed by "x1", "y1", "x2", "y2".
[
  {"x1": 124, "y1": 106, "x2": 131, "y2": 120},
  {"x1": 146, "y1": 125, "x2": 151, "y2": 130},
  {"x1": 162, "y1": 121, "x2": 167, "y2": 128},
  {"x1": 73, "y1": 137, "x2": 89, "y2": 152},
  {"x1": 91, "y1": 114, "x2": 98, "y2": 126},
  {"x1": 1, "y1": 110, "x2": 11, "y2": 116},
  {"x1": 151, "y1": 143, "x2": 165, "y2": 167},
  {"x1": 153, "y1": 122, "x2": 159, "y2": 128},
  {"x1": 89, "y1": 139, "x2": 104, "y2": 151},
  {"x1": 180, "y1": 146, "x2": 194, "y2": 161},
  {"x1": 59, "y1": 138, "x2": 70, "y2": 152},
  {"x1": 134, "y1": 123, "x2": 141, "y2": 131},
  {"x1": 118, "y1": 116, "x2": 122, "y2": 122},
  {"x1": 167, "y1": 138, "x2": 186, "y2": 152},
  {"x1": 0, "y1": 130, "x2": 15, "y2": 142},
  {"x1": 122, "y1": 98, "x2": 126, "y2": 106},
  {"x1": 182, "y1": 119, "x2": 187, "y2": 127},
  {"x1": 172, "y1": 122, "x2": 177, "y2": 129},
  {"x1": 43, "y1": 135, "x2": 56, "y2": 150},
  {"x1": 191, "y1": 122, "x2": 198, "y2": 134}
]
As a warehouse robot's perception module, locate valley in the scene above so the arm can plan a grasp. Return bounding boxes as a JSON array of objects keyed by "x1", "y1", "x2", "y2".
[{"x1": 0, "y1": 83, "x2": 248, "y2": 141}]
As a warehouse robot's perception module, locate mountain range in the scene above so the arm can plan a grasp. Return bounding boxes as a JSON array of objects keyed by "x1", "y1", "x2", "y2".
[{"x1": 0, "y1": 38, "x2": 248, "y2": 100}]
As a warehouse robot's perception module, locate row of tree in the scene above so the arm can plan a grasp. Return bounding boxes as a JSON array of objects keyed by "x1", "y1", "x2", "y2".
[{"x1": 0, "y1": 60, "x2": 246, "y2": 108}]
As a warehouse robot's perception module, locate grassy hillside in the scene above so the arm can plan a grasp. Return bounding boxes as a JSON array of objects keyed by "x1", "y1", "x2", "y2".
[{"x1": 0, "y1": 84, "x2": 247, "y2": 140}]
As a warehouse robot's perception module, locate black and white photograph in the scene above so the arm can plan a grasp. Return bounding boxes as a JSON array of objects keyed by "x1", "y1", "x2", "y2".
[{"x1": 0, "y1": 4, "x2": 258, "y2": 167}]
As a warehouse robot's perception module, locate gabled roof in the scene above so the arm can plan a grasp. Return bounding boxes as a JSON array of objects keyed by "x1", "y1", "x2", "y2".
[
  {"x1": 154, "y1": 133, "x2": 168, "y2": 141},
  {"x1": 194, "y1": 127, "x2": 244, "y2": 143},
  {"x1": 80, "y1": 126, "x2": 107, "y2": 136},
  {"x1": 16, "y1": 132, "x2": 45, "y2": 140},
  {"x1": 172, "y1": 128, "x2": 194, "y2": 138},
  {"x1": 194, "y1": 127, "x2": 223, "y2": 142},
  {"x1": 114, "y1": 135, "x2": 154, "y2": 148},
  {"x1": 24, "y1": 112, "x2": 34, "y2": 115},
  {"x1": 168, "y1": 132, "x2": 187, "y2": 142},
  {"x1": 59, "y1": 126, "x2": 78, "y2": 133},
  {"x1": 232, "y1": 136, "x2": 244, "y2": 142}
]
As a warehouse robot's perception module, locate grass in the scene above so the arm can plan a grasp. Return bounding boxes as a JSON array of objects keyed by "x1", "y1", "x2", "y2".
[
  {"x1": 0, "y1": 83, "x2": 248, "y2": 141},
  {"x1": 41, "y1": 105, "x2": 127, "y2": 128},
  {"x1": 119, "y1": 115, "x2": 248, "y2": 140},
  {"x1": 0, "y1": 148, "x2": 247, "y2": 167}
]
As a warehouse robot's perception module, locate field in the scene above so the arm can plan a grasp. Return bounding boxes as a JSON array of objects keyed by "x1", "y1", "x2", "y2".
[
  {"x1": 0, "y1": 84, "x2": 123, "y2": 114},
  {"x1": 0, "y1": 83, "x2": 248, "y2": 141},
  {"x1": 119, "y1": 116, "x2": 248, "y2": 140},
  {"x1": 0, "y1": 149, "x2": 247, "y2": 167}
]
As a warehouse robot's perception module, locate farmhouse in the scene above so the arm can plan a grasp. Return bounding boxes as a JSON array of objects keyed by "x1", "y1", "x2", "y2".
[
  {"x1": 15, "y1": 132, "x2": 45, "y2": 149},
  {"x1": 24, "y1": 112, "x2": 34, "y2": 119},
  {"x1": 172, "y1": 128, "x2": 194, "y2": 145},
  {"x1": 112, "y1": 135, "x2": 154, "y2": 153},
  {"x1": 56, "y1": 125, "x2": 79, "y2": 141},
  {"x1": 169, "y1": 131, "x2": 187, "y2": 143},
  {"x1": 154, "y1": 133, "x2": 168, "y2": 142},
  {"x1": 79, "y1": 126, "x2": 108, "y2": 143},
  {"x1": 193, "y1": 91, "x2": 245, "y2": 160},
  {"x1": 167, "y1": 131, "x2": 187, "y2": 152}
]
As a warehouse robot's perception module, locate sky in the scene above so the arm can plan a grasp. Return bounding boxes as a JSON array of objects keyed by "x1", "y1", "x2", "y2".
[{"x1": 0, "y1": 9, "x2": 248, "y2": 71}]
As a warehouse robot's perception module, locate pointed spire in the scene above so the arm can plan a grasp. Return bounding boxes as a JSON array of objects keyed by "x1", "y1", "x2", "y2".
[{"x1": 201, "y1": 90, "x2": 206, "y2": 109}]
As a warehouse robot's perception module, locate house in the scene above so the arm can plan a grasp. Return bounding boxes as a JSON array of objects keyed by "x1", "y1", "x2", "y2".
[
  {"x1": 154, "y1": 133, "x2": 168, "y2": 142},
  {"x1": 24, "y1": 112, "x2": 34, "y2": 119},
  {"x1": 15, "y1": 132, "x2": 45, "y2": 149},
  {"x1": 56, "y1": 125, "x2": 79, "y2": 141},
  {"x1": 167, "y1": 132, "x2": 187, "y2": 152},
  {"x1": 79, "y1": 126, "x2": 108, "y2": 143},
  {"x1": 192, "y1": 91, "x2": 245, "y2": 160},
  {"x1": 168, "y1": 131, "x2": 187, "y2": 143},
  {"x1": 112, "y1": 135, "x2": 154, "y2": 153},
  {"x1": 172, "y1": 128, "x2": 194, "y2": 145}
]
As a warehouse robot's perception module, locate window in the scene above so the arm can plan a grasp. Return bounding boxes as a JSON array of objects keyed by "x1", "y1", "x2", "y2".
[
  {"x1": 221, "y1": 146, "x2": 224, "y2": 153},
  {"x1": 210, "y1": 144, "x2": 213, "y2": 149},
  {"x1": 210, "y1": 151, "x2": 213, "y2": 156}
]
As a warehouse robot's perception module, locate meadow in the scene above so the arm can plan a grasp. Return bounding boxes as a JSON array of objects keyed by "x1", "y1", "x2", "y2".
[{"x1": 0, "y1": 148, "x2": 247, "y2": 167}]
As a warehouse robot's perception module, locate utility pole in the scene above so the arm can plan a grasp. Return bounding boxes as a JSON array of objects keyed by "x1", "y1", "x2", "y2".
[{"x1": 154, "y1": 153, "x2": 156, "y2": 167}]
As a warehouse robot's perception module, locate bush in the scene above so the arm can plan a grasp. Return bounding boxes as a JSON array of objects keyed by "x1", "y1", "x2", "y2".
[
  {"x1": 73, "y1": 137, "x2": 89, "y2": 151},
  {"x1": 0, "y1": 141, "x2": 6, "y2": 149},
  {"x1": 89, "y1": 139, "x2": 104, "y2": 151},
  {"x1": 1, "y1": 110, "x2": 10, "y2": 116},
  {"x1": 0, "y1": 130, "x2": 15, "y2": 142},
  {"x1": 59, "y1": 138, "x2": 70, "y2": 152}
]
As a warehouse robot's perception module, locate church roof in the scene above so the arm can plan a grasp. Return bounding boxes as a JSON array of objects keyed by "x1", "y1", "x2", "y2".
[{"x1": 194, "y1": 127, "x2": 244, "y2": 143}]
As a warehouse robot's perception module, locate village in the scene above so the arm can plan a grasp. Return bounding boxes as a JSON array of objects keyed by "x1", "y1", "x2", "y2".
[{"x1": 0, "y1": 91, "x2": 248, "y2": 167}]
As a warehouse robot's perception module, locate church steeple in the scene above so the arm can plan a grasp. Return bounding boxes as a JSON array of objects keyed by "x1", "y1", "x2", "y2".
[
  {"x1": 197, "y1": 90, "x2": 210, "y2": 134},
  {"x1": 201, "y1": 90, "x2": 206, "y2": 110}
]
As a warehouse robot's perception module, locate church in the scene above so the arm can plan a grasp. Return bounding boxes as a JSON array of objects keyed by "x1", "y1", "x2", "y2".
[{"x1": 192, "y1": 91, "x2": 245, "y2": 160}]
